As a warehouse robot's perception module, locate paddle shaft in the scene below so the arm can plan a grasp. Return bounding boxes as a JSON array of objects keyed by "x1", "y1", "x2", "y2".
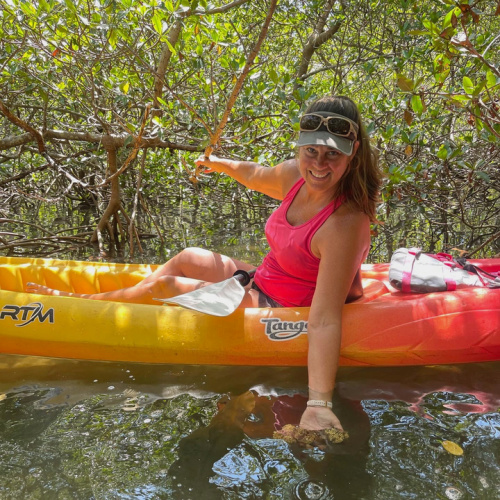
[{"x1": 233, "y1": 268, "x2": 256, "y2": 287}]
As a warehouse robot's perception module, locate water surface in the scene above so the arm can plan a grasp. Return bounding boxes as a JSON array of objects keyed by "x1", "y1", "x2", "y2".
[{"x1": 1, "y1": 355, "x2": 499, "y2": 499}]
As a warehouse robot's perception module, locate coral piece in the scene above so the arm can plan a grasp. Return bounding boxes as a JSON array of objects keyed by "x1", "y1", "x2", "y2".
[{"x1": 273, "y1": 424, "x2": 349, "y2": 448}]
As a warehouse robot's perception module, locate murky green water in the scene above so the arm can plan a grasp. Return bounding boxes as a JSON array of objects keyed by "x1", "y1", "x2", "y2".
[{"x1": 1, "y1": 355, "x2": 499, "y2": 499}]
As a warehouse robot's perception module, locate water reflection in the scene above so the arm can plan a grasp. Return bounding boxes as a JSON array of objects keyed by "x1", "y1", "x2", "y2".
[
  {"x1": 0, "y1": 183, "x2": 275, "y2": 265},
  {"x1": 1, "y1": 355, "x2": 499, "y2": 499}
]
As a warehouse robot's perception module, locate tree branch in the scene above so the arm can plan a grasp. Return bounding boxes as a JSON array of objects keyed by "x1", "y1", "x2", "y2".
[
  {"x1": 184, "y1": 0, "x2": 250, "y2": 16},
  {"x1": 0, "y1": 99, "x2": 46, "y2": 153},
  {"x1": 295, "y1": 0, "x2": 341, "y2": 82},
  {"x1": 152, "y1": 19, "x2": 183, "y2": 117},
  {"x1": 0, "y1": 129, "x2": 200, "y2": 152},
  {"x1": 467, "y1": 230, "x2": 500, "y2": 257},
  {"x1": 204, "y1": 0, "x2": 279, "y2": 157},
  {"x1": 152, "y1": 0, "x2": 253, "y2": 117}
]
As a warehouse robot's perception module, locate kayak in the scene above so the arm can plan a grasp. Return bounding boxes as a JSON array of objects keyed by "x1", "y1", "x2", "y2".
[{"x1": 0, "y1": 256, "x2": 499, "y2": 366}]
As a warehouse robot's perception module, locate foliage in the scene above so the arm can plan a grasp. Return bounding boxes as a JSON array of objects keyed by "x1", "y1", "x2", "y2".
[{"x1": 0, "y1": 0, "x2": 498, "y2": 259}]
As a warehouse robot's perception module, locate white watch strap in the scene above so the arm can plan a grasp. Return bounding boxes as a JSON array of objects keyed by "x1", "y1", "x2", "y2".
[{"x1": 307, "y1": 399, "x2": 333, "y2": 409}]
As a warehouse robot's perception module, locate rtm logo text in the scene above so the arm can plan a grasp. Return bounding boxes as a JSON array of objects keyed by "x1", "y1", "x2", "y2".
[
  {"x1": 0, "y1": 302, "x2": 54, "y2": 327},
  {"x1": 260, "y1": 318, "x2": 308, "y2": 341}
]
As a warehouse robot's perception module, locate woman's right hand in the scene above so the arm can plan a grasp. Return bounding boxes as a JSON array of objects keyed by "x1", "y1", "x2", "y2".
[
  {"x1": 194, "y1": 155, "x2": 290, "y2": 200},
  {"x1": 194, "y1": 154, "x2": 228, "y2": 174}
]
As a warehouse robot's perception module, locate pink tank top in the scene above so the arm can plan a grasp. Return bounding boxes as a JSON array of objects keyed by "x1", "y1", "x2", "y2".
[{"x1": 254, "y1": 178, "x2": 345, "y2": 307}]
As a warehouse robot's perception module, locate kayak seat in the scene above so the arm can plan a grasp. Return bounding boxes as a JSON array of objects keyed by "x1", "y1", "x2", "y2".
[
  {"x1": 0, "y1": 262, "x2": 150, "y2": 294},
  {"x1": 0, "y1": 264, "x2": 22, "y2": 292},
  {"x1": 96, "y1": 270, "x2": 150, "y2": 293}
]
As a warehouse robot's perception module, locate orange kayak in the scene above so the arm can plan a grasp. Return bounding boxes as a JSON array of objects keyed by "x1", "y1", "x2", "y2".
[{"x1": 0, "y1": 256, "x2": 499, "y2": 366}]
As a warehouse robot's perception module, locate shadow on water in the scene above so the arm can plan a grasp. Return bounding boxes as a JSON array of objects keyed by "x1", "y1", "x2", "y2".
[
  {"x1": 168, "y1": 390, "x2": 257, "y2": 499},
  {"x1": 0, "y1": 355, "x2": 499, "y2": 499},
  {"x1": 167, "y1": 390, "x2": 372, "y2": 500}
]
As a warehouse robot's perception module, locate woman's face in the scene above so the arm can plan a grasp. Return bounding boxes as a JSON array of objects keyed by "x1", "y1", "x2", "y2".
[{"x1": 298, "y1": 142, "x2": 359, "y2": 195}]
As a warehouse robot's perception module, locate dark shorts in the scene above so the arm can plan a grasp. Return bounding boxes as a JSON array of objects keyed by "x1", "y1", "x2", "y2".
[{"x1": 250, "y1": 281, "x2": 283, "y2": 308}]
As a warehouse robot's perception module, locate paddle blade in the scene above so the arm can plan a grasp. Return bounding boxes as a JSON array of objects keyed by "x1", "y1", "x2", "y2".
[{"x1": 154, "y1": 276, "x2": 245, "y2": 317}]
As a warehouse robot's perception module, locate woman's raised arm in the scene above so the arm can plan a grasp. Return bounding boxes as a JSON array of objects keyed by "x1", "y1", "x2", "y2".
[{"x1": 195, "y1": 155, "x2": 299, "y2": 201}]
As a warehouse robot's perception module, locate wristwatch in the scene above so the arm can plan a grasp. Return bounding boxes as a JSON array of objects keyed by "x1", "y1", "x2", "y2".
[{"x1": 306, "y1": 399, "x2": 333, "y2": 409}]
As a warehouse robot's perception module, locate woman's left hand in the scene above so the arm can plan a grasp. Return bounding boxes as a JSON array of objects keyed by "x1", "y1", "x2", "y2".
[{"x1": 299, "y1": 406, "x2": 343, "y2": 431}]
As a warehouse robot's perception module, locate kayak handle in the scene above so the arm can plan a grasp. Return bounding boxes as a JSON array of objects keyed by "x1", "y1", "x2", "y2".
[{"x1": 233, "y1": 269, "x2": 256, "y2": 287}]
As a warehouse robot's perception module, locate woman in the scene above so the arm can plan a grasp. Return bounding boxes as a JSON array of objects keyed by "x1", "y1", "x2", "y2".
[{"x1": 27, "y1": 96, "x2": 381, "y2": 432}]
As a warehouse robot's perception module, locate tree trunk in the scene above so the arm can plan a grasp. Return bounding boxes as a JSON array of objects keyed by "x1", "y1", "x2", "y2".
[{"x1": 91, "y1": 141, "x2": 121, "y2": 247}]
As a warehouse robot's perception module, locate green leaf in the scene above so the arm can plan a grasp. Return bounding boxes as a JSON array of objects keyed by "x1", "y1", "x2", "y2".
[
  {"x1": 476, "y1": 171, "x2": 490, "y2": 182},
  {"x1": 164, "y1": 0, "x2": 174, "y2": 11},
  {"x1": 269, "y1": 68, "x2": 279, "y2": 84},
  {"x1": 56, "y1": 25, "x2": 68, "y2": 36},
  {"x1": 463, "y1": 76, "x2": 474, "y2": 95},
  {"x1": 449, "y1": 146, "x2": 462, "y2": 159},
  {"x1": 422, "y1": 19, "x2": 439, "y2": 36},
  {"x1": 486, "y1": 70, "x2": 498, "y2": 88},
  {"x1": 165, "y1": 39, "x2": 177, "y2": 55},
  {"x1": 64, "y1": 0, "x2": 77, "y2": 13},
  {"x1": 381, "y1": 125, "x2": 395, "y2": 140},
  {"x1": 451, "y1": 94, "x2": 471, "y2": 102},
  {"x1": 443, "y1": 7, "x2": 460, "y2": 28},
  {"x1": 108, "y1": 28, "x2": 118, "y2": 49},
  {"x1": 78, "y1": 15, "x2": 90, "y2": 27},
  {"x1": 20, "y1": 2, "x2": 36, "y2": 16},
  {"x1": 408, "y1": 30, "x2": 429, "y2": 35},
  {"x1": 437, "y1": 144, "x2": 448, "y2": 160},
  {"x1": 411, "y1": 95, "x2": 424, "y2": 114},
  {"x1": 414, "y1": 76, "x2": 425, "y2": 89},
  {"x1": 152, "y1": 12, "x2": 163, "y2": 35},
  {"x1": 38, "y1": 88, "x2": 49, "y2": 103},
  {"x1": 37, "y1": 0, "x2": 50, "y2": 14},
  {"x1": 472, "y1": 80, "x2": 486, "y2": 96}
]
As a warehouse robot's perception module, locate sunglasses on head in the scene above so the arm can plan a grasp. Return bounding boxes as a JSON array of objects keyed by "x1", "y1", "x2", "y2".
[{"x1": 299, "y1": 113, "x2": 358, "y2": 139}]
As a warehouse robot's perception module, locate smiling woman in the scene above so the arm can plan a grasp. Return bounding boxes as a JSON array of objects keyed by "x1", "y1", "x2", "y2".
[
  {"x1": 194, "y1": 96, "x2": 381, "y2": 434},
  {"x1": 26, "y1": 96, "x2": 382, "y2": 436}
]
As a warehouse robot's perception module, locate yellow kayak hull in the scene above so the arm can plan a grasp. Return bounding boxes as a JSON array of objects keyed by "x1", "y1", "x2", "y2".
[{"x1": 1, "y1": 256, "x2": 499, "y2": 366}]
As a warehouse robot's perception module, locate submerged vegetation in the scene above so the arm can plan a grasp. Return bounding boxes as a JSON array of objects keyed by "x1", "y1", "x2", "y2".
[{"x1": 0, "y1": 0, "x2": 499, "y2": 259}]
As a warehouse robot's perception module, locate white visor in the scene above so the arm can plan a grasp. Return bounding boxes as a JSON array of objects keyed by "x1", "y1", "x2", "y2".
[{"x1": 297, "y1": 130, "x2": 354, "y2": 155}]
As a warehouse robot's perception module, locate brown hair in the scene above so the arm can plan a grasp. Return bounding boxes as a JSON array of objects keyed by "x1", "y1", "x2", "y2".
[{"x1": 304, "y1": 96, "x2": 381, "y2": 222}]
